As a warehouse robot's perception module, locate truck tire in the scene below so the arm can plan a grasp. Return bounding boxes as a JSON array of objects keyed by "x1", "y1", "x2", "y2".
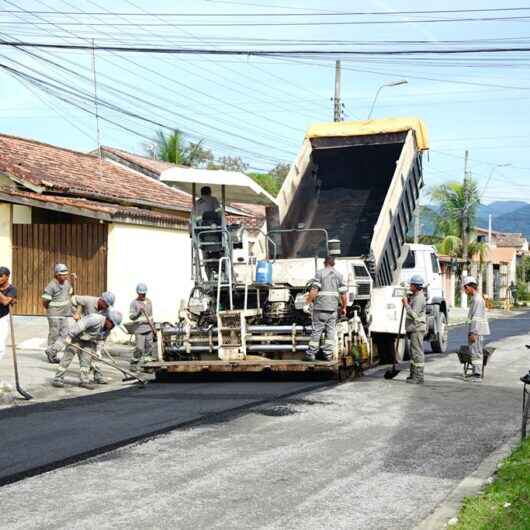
[
  {"x1": 430, "y1": 310, "x2": 448, "y2": 353},
  {"x1": 372, "y1": 333, "x2": 405, "y2": 365}
]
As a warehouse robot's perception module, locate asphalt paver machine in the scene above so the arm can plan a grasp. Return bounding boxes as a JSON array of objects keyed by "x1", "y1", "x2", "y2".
[{"x1": 146, "y1": 118, "x2": 428, "y2": 379}]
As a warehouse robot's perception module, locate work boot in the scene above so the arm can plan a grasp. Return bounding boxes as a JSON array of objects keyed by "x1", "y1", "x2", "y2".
[
  {"x1": 46, "y1": 350, "x2": 60, "y2": 364},
  {"x1": 471, "y1": 374, "x2": 482, "y2": 383},
  {"x1": 79, "y1": 381, "x2": 95, "y2": 390},
  {"x1": 303, "y1": 352, "x2": 316, "y2": 362},
  {"x1": 93, "y1": 375, "x2": 108, "y2": 385},
  {"x1": 52, "y1": 377, "x2": 64, "y2": 388}
]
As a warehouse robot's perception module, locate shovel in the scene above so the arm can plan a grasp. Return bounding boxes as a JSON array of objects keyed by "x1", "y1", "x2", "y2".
[
  {"x1": 69, "y1": 342, "x2": 146, "y2": 386},
  {"x1": 7, "y1": 306, "x2": 33, "y2": 400},
  {"x1": 384, "y1": 303, "x2": 406, "y2": 380}
]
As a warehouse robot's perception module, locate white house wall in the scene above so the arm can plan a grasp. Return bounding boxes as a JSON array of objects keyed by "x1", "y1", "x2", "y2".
[
  {"x1": 107, "y1": 222, "x2": 192, "y2": 323},
  {"x1": 0, "y1": 203, "x2": 12, "y2": 270}
]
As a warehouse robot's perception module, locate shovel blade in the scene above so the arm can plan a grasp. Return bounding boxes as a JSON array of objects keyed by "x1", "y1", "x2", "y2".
[{"x1": 384, "y1": 367, "x2": 401, "y2": 380}]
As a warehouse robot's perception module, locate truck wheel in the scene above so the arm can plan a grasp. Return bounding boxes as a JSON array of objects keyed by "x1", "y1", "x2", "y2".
[{"x1": 430, "y1": 311, "x2": 448, "y2": 353}]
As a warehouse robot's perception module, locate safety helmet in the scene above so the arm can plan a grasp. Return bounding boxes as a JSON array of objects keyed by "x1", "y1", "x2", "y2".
[
  {"x1": 100, "y1": 291, "x2": 115, "y2": 307},
  {"x1": 409, "y1": 274, "x2": 424, "y2": 288},
  {"x1": 107, "y1": 309, "x2": 123, "y2": 327},
  {"x1": 54, "y1": 263, "x2": 69, "y2": 274},
  {"x1": 136, "y1": 282, "x2": 148, "y2": 294},
  {"x1": 463, "y1": 276, "x2": 477, "y2": 287}
]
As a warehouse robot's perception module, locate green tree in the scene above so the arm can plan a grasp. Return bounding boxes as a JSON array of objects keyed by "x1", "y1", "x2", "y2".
[
  {"x1": 248, "y1": 172, "x2": 282, "y2": 196},
  {"x1": 208, "y1": 156, "x2": 249, "y2": 172},
  {"x1": 429, "y1": 180, "x2": 481, "y2": 259},
  {"x1": 150, "y1": 129, "x2": 213, "y2": 167}
]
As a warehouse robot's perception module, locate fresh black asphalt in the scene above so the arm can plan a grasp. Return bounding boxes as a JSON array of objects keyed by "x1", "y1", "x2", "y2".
[{"x1": 1, "y1": 311, "x2": 528, "y2": 487}]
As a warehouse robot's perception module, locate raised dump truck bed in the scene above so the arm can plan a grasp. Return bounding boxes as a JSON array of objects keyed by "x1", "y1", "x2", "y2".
[{"x1": 269, "y1": 117, "x2": 428, "y2": 286}]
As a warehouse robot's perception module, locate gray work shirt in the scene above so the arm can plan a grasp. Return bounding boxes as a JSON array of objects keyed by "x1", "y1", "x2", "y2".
[
  {"x1": 310, "y1": 267, "x2": 347, "y2": 312},
  {"x1": 67, "y1": 313, "x2": 109, "y2": 343},
  {"x1": 468, "y1": 292, "x2": 490, "y2": 336},
  {"x1": 72, "y1": 295, "x2": 99, "y2": 317},
  {"x1": 42, "y1": 279, "x2": 73, "y2": 317},
  {"x1": 194, "y1": 196, "x2": 220, "y2": 218},
  {"x1": 405, "y1": 291, "x2": 427, "y2": 333},
  {"x1": 129, "y1": 298, "x2": 153, "y2": 334}
]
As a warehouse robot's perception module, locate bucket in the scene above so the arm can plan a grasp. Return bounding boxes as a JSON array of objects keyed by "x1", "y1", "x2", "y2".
[{"x1": 255, "y1": 260, "x2": 273, "y2": 285}]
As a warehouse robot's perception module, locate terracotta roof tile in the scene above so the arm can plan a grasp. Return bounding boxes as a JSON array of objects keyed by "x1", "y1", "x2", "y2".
[
  {"x1": 0, "y1": 186, "x2": 188, "y2": 227},
  {"x1": 99, "y1": 146, "x2": 179, "y2": 175},
  {"x1": 0, "y1": 134, "x2": 191, "y2": 211}
]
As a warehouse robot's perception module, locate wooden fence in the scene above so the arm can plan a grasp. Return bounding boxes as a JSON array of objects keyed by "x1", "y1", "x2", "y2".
[{"x1": 12, "y1": 223, "x2": 107, "y2": 315}]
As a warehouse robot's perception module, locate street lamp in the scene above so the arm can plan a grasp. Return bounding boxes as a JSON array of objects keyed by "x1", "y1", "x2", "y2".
[
  {"x1": 367, "y1": 80, "x2": 408, "y2": 119},
  {"x1": 482, "y1": 163, "x2": 511, "y2": 198}
]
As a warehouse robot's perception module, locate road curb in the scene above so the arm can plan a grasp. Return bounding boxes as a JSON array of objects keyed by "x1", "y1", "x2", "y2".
[{"x1": 414, "y1": 433, "x2": 520, "y2": 530}]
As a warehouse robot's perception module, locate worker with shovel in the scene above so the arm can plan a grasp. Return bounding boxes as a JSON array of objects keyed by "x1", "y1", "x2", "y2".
[
  {"x1": 128, "y1": 283, "x2": 155, "y2": 371},
  {"x1": 72, "y1": 291, "x2": 116, "y2": 384},
  {"x1": 49, "y1": 309, "x2": 123, "y2": 389},
  {"x1": 403, "y1": 274, "x2": 427, "y2": 384},
  {"x1": 0, "y1": 266, "x2": 17, "y2": 393}
]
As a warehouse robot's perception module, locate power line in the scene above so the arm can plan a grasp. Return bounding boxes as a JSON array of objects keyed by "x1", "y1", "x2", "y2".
[
  {"x1": 2, "y1": 14, "x2": 530, "y2": 26},
  {"x1": 2, "y1": 7, "x2": 530, "y2": 16},
  {"x1": 2, "y1": 41, "x2": 530, "y2": 55}
]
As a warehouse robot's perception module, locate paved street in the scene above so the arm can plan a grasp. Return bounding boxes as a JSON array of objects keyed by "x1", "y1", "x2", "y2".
[{"x1": 0, "y1": 313, "x2": 528, "y2": 529}]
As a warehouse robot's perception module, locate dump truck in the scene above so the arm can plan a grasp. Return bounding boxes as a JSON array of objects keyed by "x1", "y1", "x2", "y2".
[{"x1": 146, "y1": 117, "x2": 444, "y2": 378}]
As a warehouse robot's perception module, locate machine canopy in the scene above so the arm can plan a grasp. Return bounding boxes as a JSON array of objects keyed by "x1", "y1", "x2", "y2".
[{"x1": 160, "y1": 167, "x2": 278, "y2": 206}]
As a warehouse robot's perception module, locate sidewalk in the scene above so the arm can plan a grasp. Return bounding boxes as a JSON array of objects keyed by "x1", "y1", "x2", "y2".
[{"x1": 0, "y1": 316, "x2": 147, "y2": 408}]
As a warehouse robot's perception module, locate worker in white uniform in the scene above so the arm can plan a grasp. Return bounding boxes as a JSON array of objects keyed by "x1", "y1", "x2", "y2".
[{"x1": 463, "y1": 276, "x2": 490, "y2": 382}]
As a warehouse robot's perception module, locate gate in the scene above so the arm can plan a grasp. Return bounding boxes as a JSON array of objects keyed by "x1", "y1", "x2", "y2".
[{"x1": 12, "y1": 223, "x2": 107, "y2": 315}]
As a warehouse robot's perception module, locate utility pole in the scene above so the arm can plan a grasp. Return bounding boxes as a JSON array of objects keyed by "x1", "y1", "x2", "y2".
[
  {"x1": 333, "y1": 60, "x2": 342, "y2": 122},
  {"x1": 413, "y1": 205, "x2": 420, "y2": 244},
  {"x1": 461, "y1": 149, "x2": 470, "y2": 309}
]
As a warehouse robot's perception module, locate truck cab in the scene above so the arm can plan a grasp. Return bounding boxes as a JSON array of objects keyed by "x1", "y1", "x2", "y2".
[{"x1": 370, "y1": 243, "x2": 448, "y2": 363}]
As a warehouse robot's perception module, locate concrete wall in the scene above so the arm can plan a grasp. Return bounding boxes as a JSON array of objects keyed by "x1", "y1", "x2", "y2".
[
  {"x1": 0, "y1": 203, "x2": 12, "y2": 270},
  {"x1": 12, "y1": 205, "x2": 31, "y2": 224},
  {"x1": 107, "y1": 223, "x2": 193, "y2": 323}
]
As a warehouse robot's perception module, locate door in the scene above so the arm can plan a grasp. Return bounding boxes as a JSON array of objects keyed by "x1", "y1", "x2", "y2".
[{"x1": 12, "y1": 223, "x2": 108, "y2": 315}]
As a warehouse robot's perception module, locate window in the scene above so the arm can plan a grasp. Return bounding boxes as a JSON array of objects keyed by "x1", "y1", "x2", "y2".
[{"x1": 431, "y1": 252, "x2": 440, "y2": 274}]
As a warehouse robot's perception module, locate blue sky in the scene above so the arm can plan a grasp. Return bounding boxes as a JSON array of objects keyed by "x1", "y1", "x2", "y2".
[{"x1": 1, "y1": 0, "x2": 530, "y2": 204}]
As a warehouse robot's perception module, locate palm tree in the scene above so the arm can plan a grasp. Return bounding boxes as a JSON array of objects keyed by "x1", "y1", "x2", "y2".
[
  {"x1": 151, "y1": 130, "x2": 213, "y2": 167},
  {"x1": 429, "y1": 180, "x2": 481, "y2": 259}
]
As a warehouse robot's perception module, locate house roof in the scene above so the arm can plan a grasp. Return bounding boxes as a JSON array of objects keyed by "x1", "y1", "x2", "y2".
[
  {"x1": 99, "y1": 146, "x2": 178, "y2": 175},
  {"x1": 0, "y1": 134, "x2": 191, "y2": 212},
  {"x1": 485, "y1": 246, "x2": 517, "y2": 265},
  {"x1": 0, "y1": 186, "x2": 188, "y2": 228},
  {"x1": 98, "y1": 146, "x2": 268, "y2": 219},
  {"x1": 496, "y1": 234, "x2": 526, "y2": 248}
]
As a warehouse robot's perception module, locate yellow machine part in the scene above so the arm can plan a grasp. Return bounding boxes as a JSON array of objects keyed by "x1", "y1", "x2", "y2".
[{"x1": 306, "y1": 116, "x2": 429, "y2": 151}]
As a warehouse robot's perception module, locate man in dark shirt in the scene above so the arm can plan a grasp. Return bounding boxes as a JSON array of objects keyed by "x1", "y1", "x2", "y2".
[{"x1": 0, "y1": 266, "x2": 17, "y2": 365}]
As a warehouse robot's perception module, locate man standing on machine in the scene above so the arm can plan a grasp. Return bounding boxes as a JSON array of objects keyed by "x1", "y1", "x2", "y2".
[
  {"x1": 402, "y1": 274, "x2": 427, "y2": 384},
  {"x1": 304, "y1": 256, "x2": 348, "y2": 362}
]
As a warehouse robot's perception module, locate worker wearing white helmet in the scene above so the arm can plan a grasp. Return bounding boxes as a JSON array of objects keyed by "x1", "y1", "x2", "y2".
[
  {"x1": 71, "y1": 290, "x2": 116, "y2": 385},
  {"x1": 42, "y1": 263, "x2": 76, "y2": 364},
  {"x1": 50, "y1": 309, "x2": 122, "y2": 390},
  {"x1": 128, "y1": 283, "x2": 155, "y2": 371},
  {"x1": 402, "y1": 274, "x2": 427, "y2": 384},
  {"x1": 463, "y1": 276, "x2": 490, "y2": 382}
]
